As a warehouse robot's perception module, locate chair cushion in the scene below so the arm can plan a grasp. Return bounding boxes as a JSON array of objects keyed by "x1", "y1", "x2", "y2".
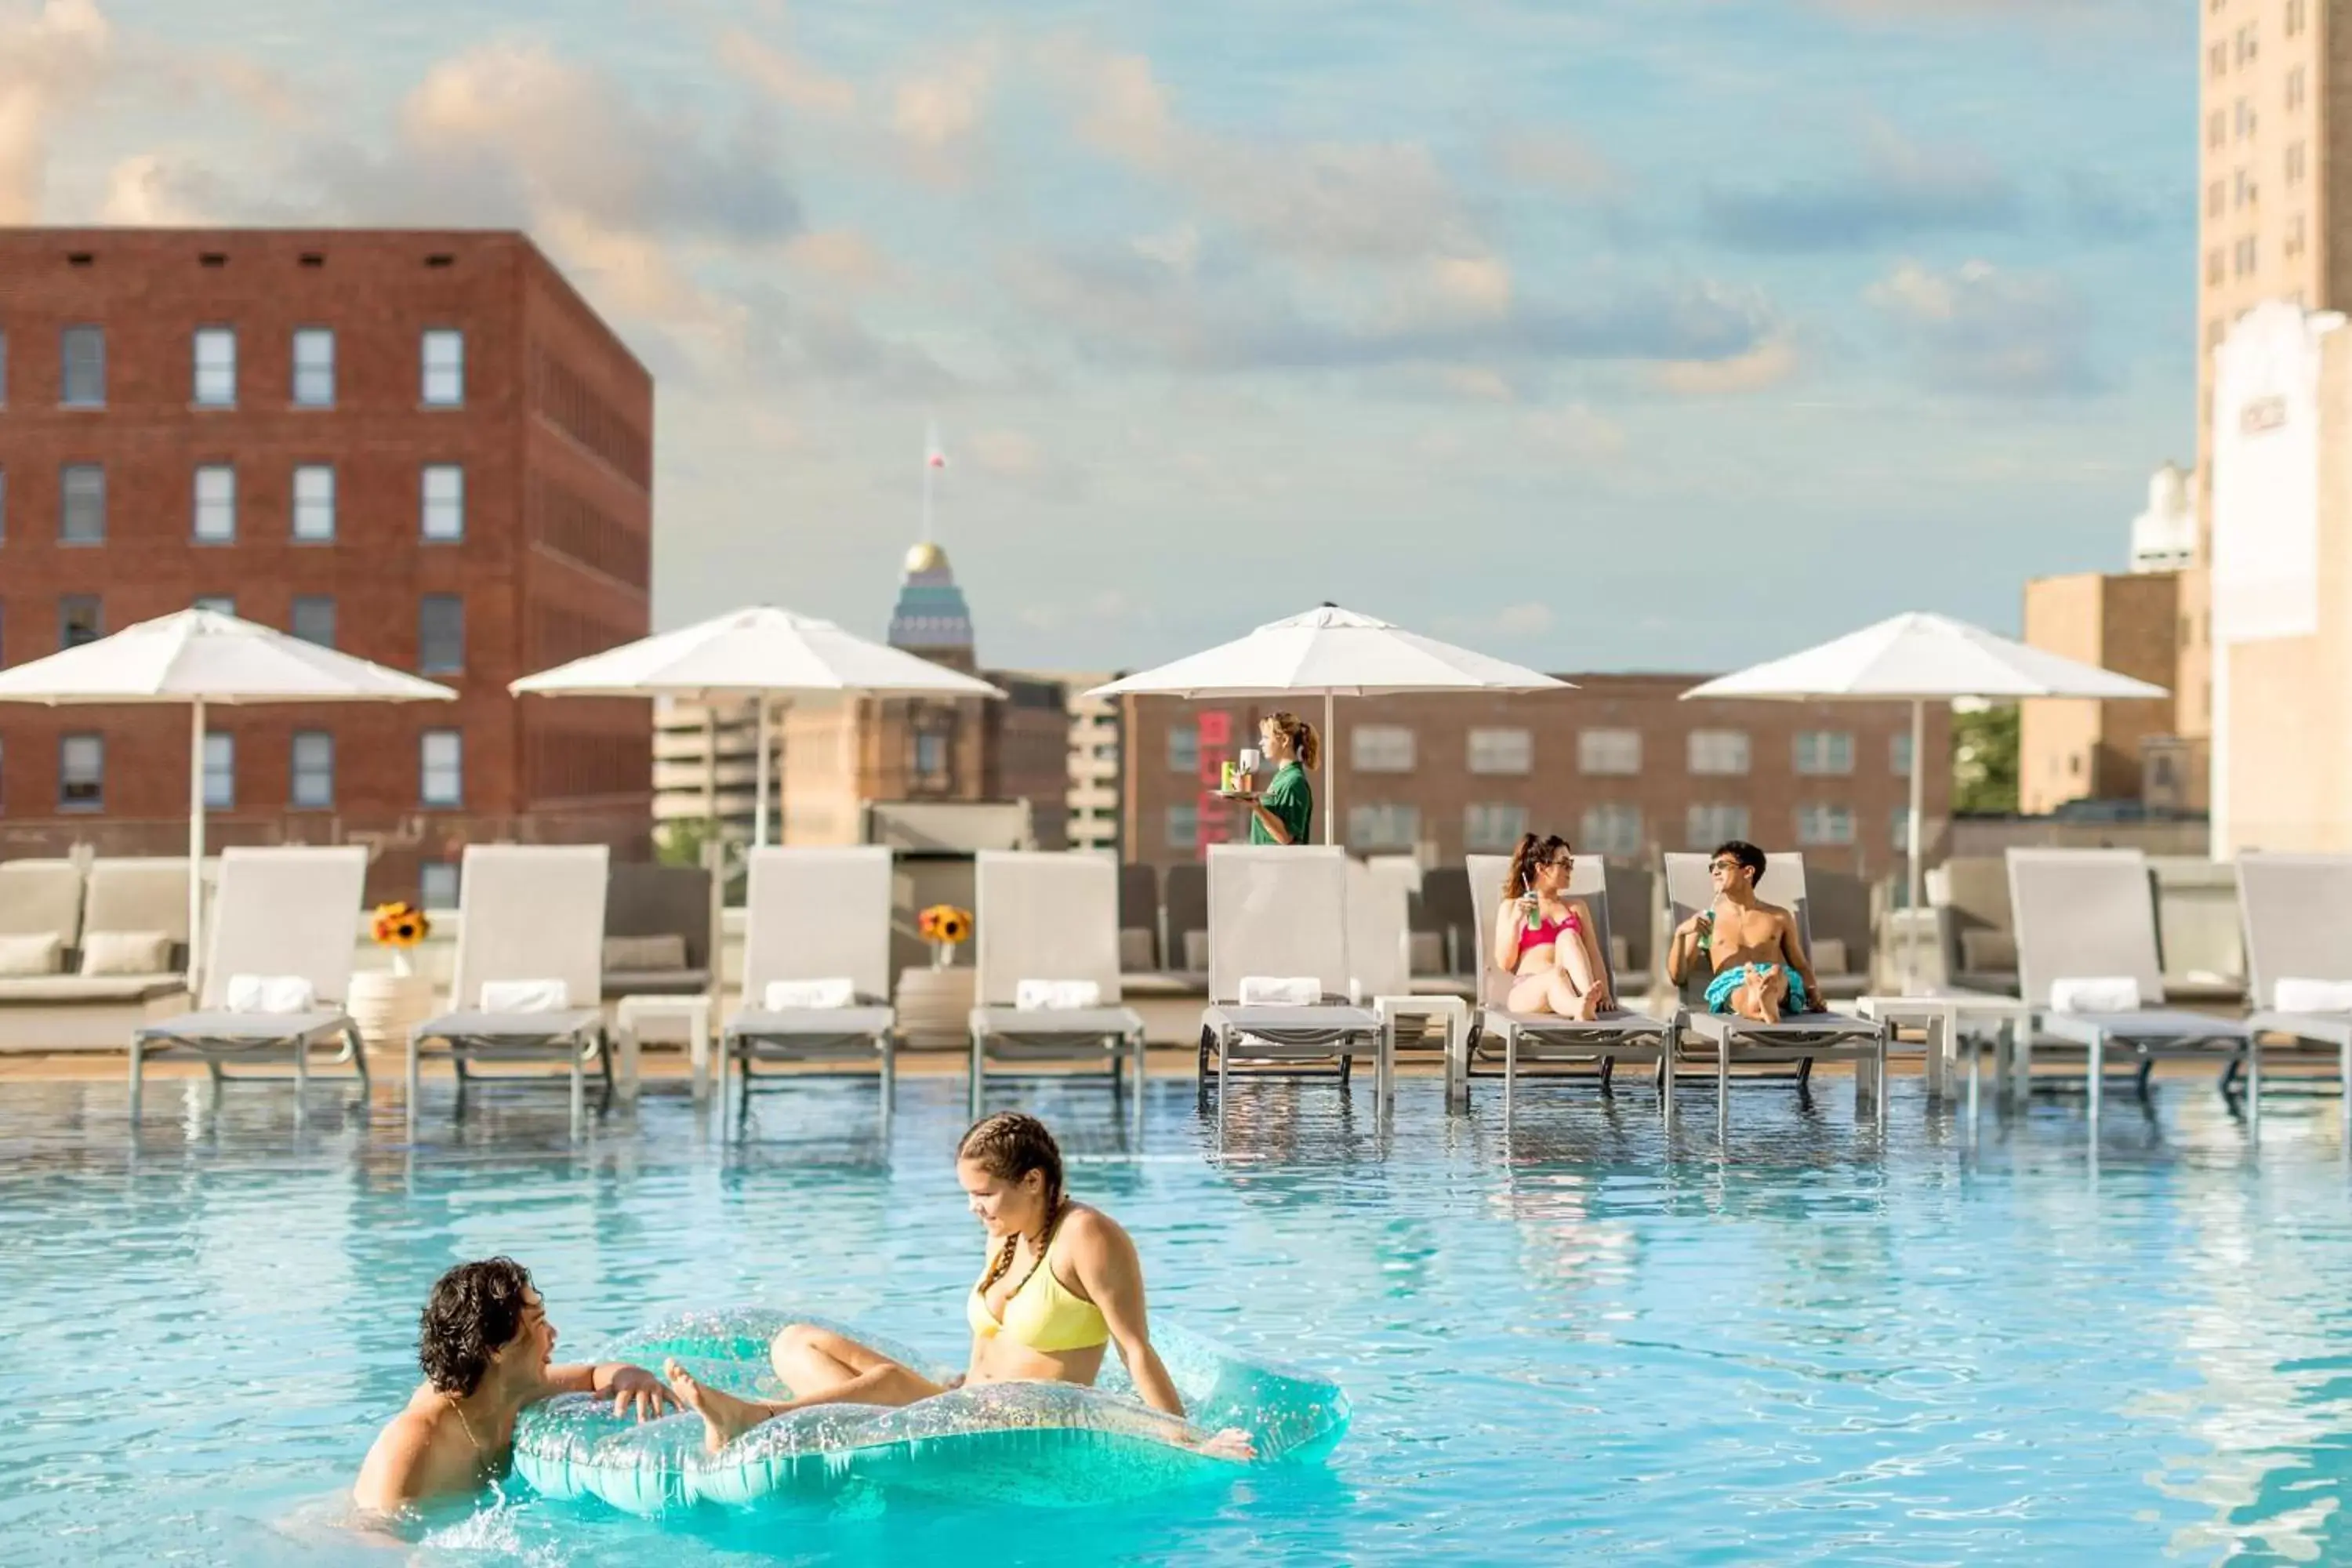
[
  {"x1": 224, "y1": 974, "x2": 318, "y2": 1014},
  {"x1": 2051, "y1": 975, "x2": 2142, "y2": 1014},
  {"x1": 603, "y1": 934, "x2": 688, "y2": 974},
  {"x1": 0, "y1": 975, "x2": 186, "y2": 1004},
  {"x1": 0, "y1": 932, "x2": 64, "y2": 977},
  {"x1": 1238, "y1": 976, "x2": 1319, "y2": 1006},
  {"x1": 81, "y1": 930, "x2": 174, "y2": 977},
  {"x1": 2275, "y1": 978, "x2": 2352, "y2": 1014},
  {"x1": 1015, "y1": 979, "x2": 1103, "y2": 1011},
  {"x1": 765, "y1": 978, "x2": 857, "y2": 1010}
]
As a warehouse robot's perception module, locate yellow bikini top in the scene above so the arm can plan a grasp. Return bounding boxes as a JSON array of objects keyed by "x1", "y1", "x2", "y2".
[{"x1": 966, "y1": 1221, "x2": 1109, "y2": 1354}]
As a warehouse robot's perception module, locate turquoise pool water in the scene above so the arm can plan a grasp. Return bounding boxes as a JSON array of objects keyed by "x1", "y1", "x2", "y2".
[{"x1": 4, "y1": 1073, "x2": 2350, "y2": 1565}]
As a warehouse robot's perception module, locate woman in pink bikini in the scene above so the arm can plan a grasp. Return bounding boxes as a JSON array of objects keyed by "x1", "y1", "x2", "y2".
[{"x1": 1492, "y1": 833, "x2": 1614, "y2": 1020}]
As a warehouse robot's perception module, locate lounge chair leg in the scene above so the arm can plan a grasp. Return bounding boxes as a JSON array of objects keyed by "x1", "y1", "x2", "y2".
[
  {"x1": 293, "y1": 1035, "x2": 309, "y2": 1102},
  {"x1": 405, "y1": 1031, "x2": 423, "y2": 1137},
  {"x1": 2219, "y1": 1057, "x2": 2241, "y2": 1094},
  {"x1": 880, "y1": 1033, "x2": 895, "y2": 1138},
  {"x1": 2247, "y1": 1040, "x2": 2260, "y2": 1147},
  {"x1": 128, "y1": 1039, "x2": 144, "y2": 1124},
  {"x1": 1503, "y1": 1028, "x2": 1516, "y2": 1129},
  {"x1": 569, "y1": 1050, "x2": 584, "y2": 1140},
  {"x1": 2088, "y1": 1031, "x2": 2104, "y2": 1132},
  {"x1": 967, "y1": 1027, "x2": 985, "y2": 1121},
  {"x1": 1215, "y1": 1030, "x2": 1229, "y2": 1149},
  {"x1": 2134, "y1": 1058, "x2": 2154, "y2": 1098},
  {"x1": 1718, "y1": 1041, "x2": 1730, "y2": 1141},
  {"x1": 1196, "y1": 1026, "x2": 1212, "y2": 1111},
  {"x1": 1599, "y1": 1057, "x2": 1616, "y2": 1095},
  {"x1": 1796, "y1": 1057, "x2": 1815, "y2": 1090},
  {"x1": 1661, "y1": 1045, "x2": 1675, "y2": 1132},
  {"x1": 348, "y1": 1023, "x2": 370, "y2": 1092},
  {"x1": 1131, "y1": 1033, "x2": 1148, "y2": 1145}
]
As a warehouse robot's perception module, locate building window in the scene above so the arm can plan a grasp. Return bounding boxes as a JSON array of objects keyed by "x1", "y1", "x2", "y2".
[
  {"x1": 419, "y1": 861, "x2": 461, "y2": 910},
  {"x1": 59, "y1": 735, "x2": 103, "y2": 811},
  {"x1": 1464, "y1": 802, "x2": 1530, "y2": 852},
  {"x1": 60, "y1": 463, "x2": 103, "y2": 543},
  {"x1": 1687, "y1": 729, "x2": 1751, "y2": 775},
  {"x1": 2234, "y1": 168, "x2": 2256, "y2": 208},
  {"x1": 1347, "y1": 803, "x2": 1419, "y2": 851},
  {"x1": 2208, "y1": 40, "x2": 2226, "y2": 75},
  {"x1": 292, "y1": 328, "x2": 335, "y2": 408},
  {"x1": 2288, "y1": 65, "x2": 2307, "y2": 110},
  {"x1": 1579, "y1": 728, "x2": 1642, "y2": 775},
  {"x1": 418, "y1": 594, "x2": 464, "y2": 674},
  {"x1": 193, "y1": 327, "x2": 237, "y2": 407},
  {"x1": 2288, "y1": 141, "x2": 2307, "y2": 184},
  {"x1": 193, "y1": 595, "x2": 234, "y2": 616},
  {"x1": 1165, "y1": 803, "x2": 1199, "y2": 849},
  {"x1": 292, "y1": 595, "x2": 336, "y2": 648},
  {"x1": 59, "y1": 595, "x2": 101, "y2": 649},
  {"x1": 291, "y1": 731, "x2": 335, "y2": 808},
  {"x1": 2208, "y1": 110, "x2": 2225, "y2": 149},
  {"x1": 60, "y1": 325, "x2": 104, "y2": 407},
  {"x1": 1798, "y1": 804, "x2": 1857, "y2": 847},
  {"x1": 2236, "y1": 98, "x2": 2256, "y2": 140},
  {"x1": 2288, "y1": 213, "x2": 2308, "y2": 256},
  {"x1": 2206, "y1": 180, "x2": 2223, "y2": 218},
  {"x1": 202, "y1": 732, "x2": 234, "y2": 810},
  {"x1": 193, "y1": 465, "x2": 237, "y2": 543},
  {"x1": 1467, "y1": 728, "x2": 1532, "y2": 775},
  {"x1": 422, "y1": 328, "x2": 465, "y2": 407},
  {"x1": 1891, "y1": 808, "x2": 1915, "y2": 851},
  {"x1": 421, "y1": 465, "x2": 465, "y2": 540},
  {"x1": 1687, "y1": 804, "x2": 1749, "y2": 846},
  {"x1": 421, "y1": 731, "x2": 463, "y2": 805},
  {"x1": 2236, "y1": 21, "x2": 2256, "y2": 64},
  {"x1": 1352, "y1": 724, "x2": 1415, "y2": 773},
  {"x1": 1891, "y1": 731, "x2": 1915, "y2": 777},
  {"x1": 2207, "y1": 249, "x2": 2224, "y2": 285},
  {"x1": 1581, "y1": 804, "x2": 1643, "y2": 857},
  {"x1": 1794, "y1": 730, "x2": 1854, "y2": 775},
  {"x1": 1167, "y1": 725, "x2": 1200, "y2": 773},
  {"x1": 2236, "y1": 235, "x2": 2259, "y2": 275},
  {"x1": 2288, "y1": 0, "x2": 2305, "y2": 32},
  {"x1": 293, "y1": 465, "x2": 336, "y2": 541}
]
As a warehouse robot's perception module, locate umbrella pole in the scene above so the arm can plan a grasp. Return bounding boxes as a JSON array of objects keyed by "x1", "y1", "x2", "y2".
[
  {"x1": 188, "y1": 698, "x2": 206, "y2": 997},
  {"x1": 1906, "y1": 697, "x2": 1926, "y2": 995},
  {"x1": 1323, "y1": 691, "x2": 1336, "y2": 845},
  {"x1": 752, "y1": 695, "x2": 771, "y2": 848}
]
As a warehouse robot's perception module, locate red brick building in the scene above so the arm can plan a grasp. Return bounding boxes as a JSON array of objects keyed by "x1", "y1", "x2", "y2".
[
  {"x1": 1120, "y1": 674, "x2": 1950, "y2": 882},
  {"x1": 0, "y1": 229, "x2": 653, "y2": 899}
]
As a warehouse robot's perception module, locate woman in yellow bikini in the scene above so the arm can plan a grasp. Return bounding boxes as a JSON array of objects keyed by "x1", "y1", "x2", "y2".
[{"x1": 665, "y1": 1112, "x2": 1254, "y2": 1457}]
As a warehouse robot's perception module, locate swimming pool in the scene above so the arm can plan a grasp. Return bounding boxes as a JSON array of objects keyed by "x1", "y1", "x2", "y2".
[{"x1": 3, "y1": 1072, "x2": 2349, "y2": 1566}]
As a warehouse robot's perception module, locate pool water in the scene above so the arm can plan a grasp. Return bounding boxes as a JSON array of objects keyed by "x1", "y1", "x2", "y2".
[{"x1": 4, "y1": 1071, "x2": 2350, "y2": 1566}]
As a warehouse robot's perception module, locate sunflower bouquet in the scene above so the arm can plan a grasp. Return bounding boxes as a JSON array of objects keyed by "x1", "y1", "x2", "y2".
[
  {"x1": 917, "y1": 904, "x2": 974, "y2": 969},
  {"x1": 370, "y1": 900, "x2": 431, "y2": 976}
]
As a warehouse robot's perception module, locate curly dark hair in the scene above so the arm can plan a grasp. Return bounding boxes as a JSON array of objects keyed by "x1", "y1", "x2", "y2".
[
  {"x1": 417, "y1": 1257, "x2": 535, "y2": 1396},
  {"x1": 956, "y1": 1112, "x2": 1065, "y2": 1212}
]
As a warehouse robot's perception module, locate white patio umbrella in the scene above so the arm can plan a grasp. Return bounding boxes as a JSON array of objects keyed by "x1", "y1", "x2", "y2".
[
  {"x1": 1680, "y1": 611, "x2": 2169, "y2": 988},
  {"x1": 0, "y1": 608, "x2": 456, "y2": 989},
  {"x1": 1088, "y1": 604, "x2": 1573, "y2": 844},
  {"x1": 510, "y1": 604, "x2": 1004, "y2": 847}
]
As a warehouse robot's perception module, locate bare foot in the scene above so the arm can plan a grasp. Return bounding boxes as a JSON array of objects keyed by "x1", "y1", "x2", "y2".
[
  {"x1": 664, "y1": 1358, "x2": 779, "y2": 1453},
  {"x1": 1196, "y1": 1427, "x2": 1257, "y2": 1461},
  {"x1": 1759, "y1": 980, "x2": 1783, "y2": 1024}
]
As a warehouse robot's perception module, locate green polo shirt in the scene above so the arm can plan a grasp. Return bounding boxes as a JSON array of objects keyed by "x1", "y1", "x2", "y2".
[{"x1": 1250, "y1": 761, "x2": 1314, "y2": 844}]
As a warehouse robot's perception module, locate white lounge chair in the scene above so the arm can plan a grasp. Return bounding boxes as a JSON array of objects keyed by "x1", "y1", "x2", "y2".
[
  {"x1": 1465, "y1": 853, "x2": 1675, "y2": 1122},
  {"x1": 2009, "y1": 848, "x2": 2252, "y2": 1129},
  {"x1": 967, "y1": 851, "x2": 1147, "y2": 1127},
  {"x1": 407, "y1": 845, "x2": 612, "y2": 1131},
  {"x1": 1197, "y1": 845, "x2": 1392, "y2": 1145},
  {"x1": 2238, "y1": 853, "x2": 2352, "y2": 1126},
  {"x1": 1663, "y1": 851, "x2": 1889, "y2": 1130},
  {"x1": 128, "y1": 848, "x2": 369, "y2": 1116},
  {"x1": 720, "y1": 847, "x2": 896, "y2": 1131}
]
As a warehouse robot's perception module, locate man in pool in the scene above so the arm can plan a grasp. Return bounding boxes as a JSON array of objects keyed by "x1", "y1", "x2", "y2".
[
  {"x1": 353, "y1": 1257, "x2": 673, "y2": 1513},
  {"x1": 1664, "y1": 840, "x2": 1824, "y2": 1024}
]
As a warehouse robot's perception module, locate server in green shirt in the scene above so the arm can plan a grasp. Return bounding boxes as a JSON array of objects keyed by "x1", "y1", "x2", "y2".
[{"x1": 1243, "y1": 711, "x2": 1318, "y2": 844}]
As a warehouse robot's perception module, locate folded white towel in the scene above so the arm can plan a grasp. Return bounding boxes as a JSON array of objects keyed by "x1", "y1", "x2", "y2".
[
  {"x1": 480, "y1": 978, "x2": 571, "y2": 1013},
  {"x1": 2274, "y1": 977, "x2": 2352, "y2": 1014},
  {"x1": 1015, "y1": 979, "x2": 1103, "y2": 1011},
  {"x1": 765, "y1": 978, "x2": 857, "y2": 1011},
  {"x1": 225, "y1": 974, "x2": 318, "y2": 1014},
  {"x1": 2049, "y1": 975, "x2": 2142, "y2": 1014},
  {"x1": 1239, "y1": 975, "x2": 1320, "y2": 1007}
]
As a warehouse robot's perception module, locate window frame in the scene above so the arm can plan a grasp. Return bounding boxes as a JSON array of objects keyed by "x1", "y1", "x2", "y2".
[
  {"x1": 60, "y1": 325, "x2": 105, "y2": 408},
  {"x1": 420, "y1": 464, "x2": 465, "y2": 542},
  {"x1": 417, "y1": 593, "x2": 465, "y2": 676},
  {"x1": 1686, "y1": 728, "x2": 1751, "y2": 776},
  {"x1": 1466, "y1": 727, "x2": 1533, "y2": 776},
  {"x1": 419, "y1": 728, "x2": 464, "y2": 807},
  {"x1": 421, "y1": 328, "x2": 466, "y2": 408},
  {"x1": 192, "y1": 464, "x2": 238, "y2": 543},
  {"x1": 290, "y1": 731, "x2": 336, "y2": 810},
  {"x1": 292, "y1": 327, "x2": 336, "y2": 408},
  {"x1": 192, "y1": 325, "x2": 238, "y2": 408},
  {"x1": 202, "y1": 731, "x2": 236, "y2": 810},
  {"x1": 1350, "y1": 724, "x2": 1417, "y2": 774},
  {"x1": 1577, "y1": 728, "x2": 1642, "y2": 776},
  {"x1": 292, "y1": 463, "x2": 337, "y2": 543},
  {"x1": 58, "y1": 733, "x2": 104, "y2": 811},
  {"x1": 59, "y1": 463, "x2": 104, "y2": 544}
]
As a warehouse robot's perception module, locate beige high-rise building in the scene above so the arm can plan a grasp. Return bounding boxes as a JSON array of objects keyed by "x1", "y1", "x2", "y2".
[{"x1": 2191, "y1": 0, "x2": 2336, "y2": 745}]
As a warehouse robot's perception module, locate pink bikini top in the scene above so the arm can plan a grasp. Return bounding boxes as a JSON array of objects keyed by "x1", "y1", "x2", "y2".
[{"x1": 1516, "y1": 905, "x2": 1581, "y2": 953}]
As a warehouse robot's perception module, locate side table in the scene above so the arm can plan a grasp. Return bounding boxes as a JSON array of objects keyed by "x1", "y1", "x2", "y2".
[
  {"x1": 1374, "y1": 993, "x2": 1469, "y2": 1109},
  {"x1": 615, "y1": 993, "x2": 713, "y2": 1101},
  {"x1": 350, "y1": 971, "x2": 434, "y2": 1077}
]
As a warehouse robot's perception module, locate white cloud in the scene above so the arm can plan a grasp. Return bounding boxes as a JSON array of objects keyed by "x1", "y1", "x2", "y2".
[
  {"x1": 1654, "y1": 333, "x2": 1800, "y2": 394},
  {"x1": 1523, "y1": 404, "x2": 1628, "y2": 462},
  {"x1": 722, "y1": 27, "x2": 857, "y2": 117},
  {"x1": 786, "y1": 228, "x2": 895, "y2": 290},
  {"x1": 1496, "y1": 603, "x2": 1555, "y2": 636},
  {"x1": 0, "y1": 0, "x2": 111, "y2": 223},
  {"x1": 1488, "y1": 128, "x2": 1617, "y2": 195},
  {"x1": 1865, "y1": 257, "x2": 2101, "y2": 395},
  {"x1": 100, "y1": 152, "x2": 209, "y2": 224}
]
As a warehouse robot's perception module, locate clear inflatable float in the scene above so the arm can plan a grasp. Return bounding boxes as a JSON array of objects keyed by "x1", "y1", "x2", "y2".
[{"x1": 512, "y1": 1308, "x2": 1350, "y2": 1513}]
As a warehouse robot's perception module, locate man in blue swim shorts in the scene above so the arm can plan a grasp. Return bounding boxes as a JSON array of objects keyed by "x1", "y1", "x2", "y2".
[{"x1": 1663, "y1": 840, "x2": 1824, "y2": 1024}]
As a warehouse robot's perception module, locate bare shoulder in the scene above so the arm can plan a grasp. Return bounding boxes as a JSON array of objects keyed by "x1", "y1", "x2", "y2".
[
  {"x1": 1059, "y1": 1203, "x2": 1130, "y2": 1254},
  {"x1": 353, "y1": 1405, "x2": 443, "y2": 1512},
  {"x1": 1761, "y1": 901, "x2": 1797, "y2": 926}
]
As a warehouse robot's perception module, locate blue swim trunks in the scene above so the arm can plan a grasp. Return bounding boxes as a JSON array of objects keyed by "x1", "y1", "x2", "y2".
[{"x1": 1704, "y1": 963, "x2": 1807, "y2": 1014}]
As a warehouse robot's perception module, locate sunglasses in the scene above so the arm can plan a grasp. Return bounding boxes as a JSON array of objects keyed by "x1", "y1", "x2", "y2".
[{"x1": 1708, "y1": 858, "x2": 1740, "y2": 873}]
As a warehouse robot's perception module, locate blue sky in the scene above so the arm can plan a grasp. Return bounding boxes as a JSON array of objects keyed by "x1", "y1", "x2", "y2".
[{"x1": 3, "y1": 0, "x2": 2194, "y2": 673}]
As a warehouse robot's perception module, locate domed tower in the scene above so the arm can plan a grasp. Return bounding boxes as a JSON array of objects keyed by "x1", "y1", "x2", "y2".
[{"x1": 887, "y1": 541, "x2": 978, "y2": 673}]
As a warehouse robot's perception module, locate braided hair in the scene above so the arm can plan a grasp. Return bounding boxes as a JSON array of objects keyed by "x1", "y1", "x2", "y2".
[{"x1": 959, "y1": 1112, "x2": 1069, "y2": 1295}]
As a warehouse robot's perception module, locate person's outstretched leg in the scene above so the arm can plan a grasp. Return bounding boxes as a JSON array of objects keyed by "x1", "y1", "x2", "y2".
[
  {"x1": 667, "y1": 1323, "x2": 944, "y2": 1451},
  {"x1": 1759, "y1": 967, "x2": 1789, "y2": 1024}
]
